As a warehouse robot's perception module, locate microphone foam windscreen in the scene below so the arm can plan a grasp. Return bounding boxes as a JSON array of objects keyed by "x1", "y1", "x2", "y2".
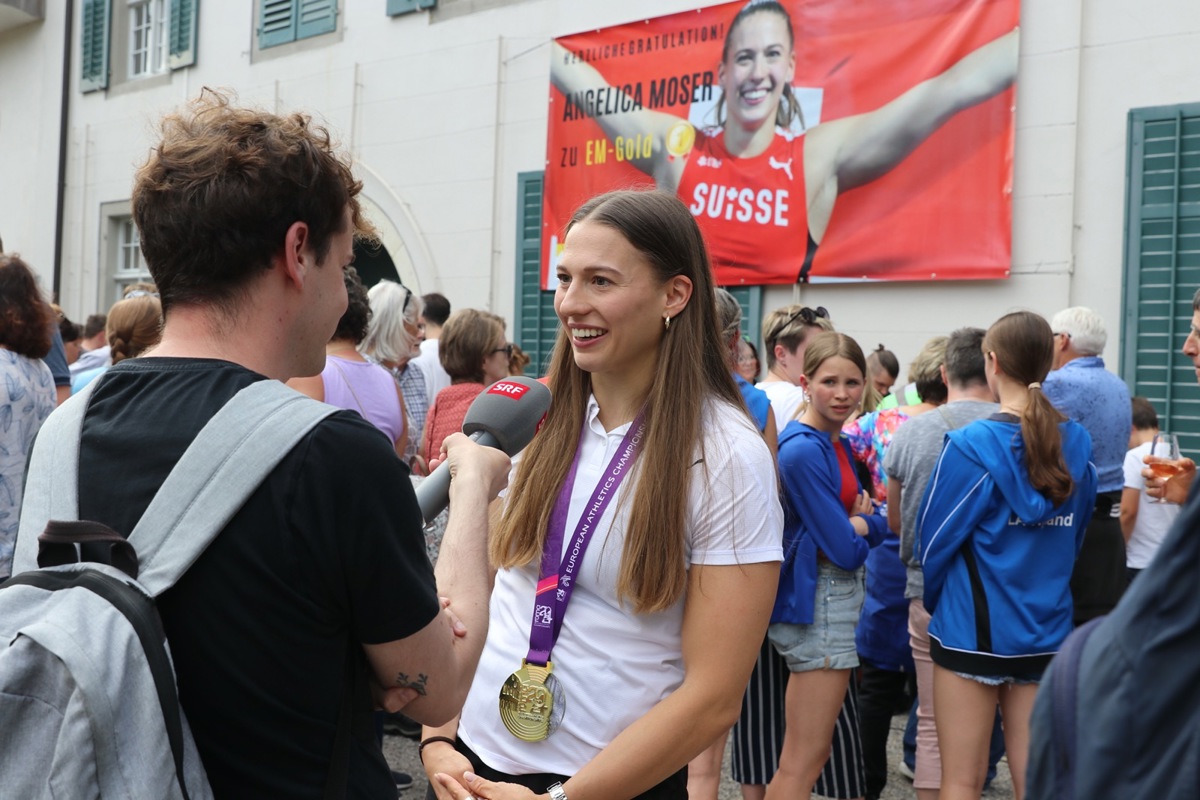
[{"x1": 462, "y1": 376, "x2": 552, "y2": 455}]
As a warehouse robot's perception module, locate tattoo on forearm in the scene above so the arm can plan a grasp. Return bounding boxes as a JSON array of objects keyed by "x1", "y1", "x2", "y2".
[{"x1": 395, "y1": 672, "x2": 429, "y2": 696}]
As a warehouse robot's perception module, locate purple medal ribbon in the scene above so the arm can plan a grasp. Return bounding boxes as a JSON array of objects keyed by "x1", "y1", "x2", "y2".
[{"x1": 525, "y1": 412, "x2": 646, "y2": 666}]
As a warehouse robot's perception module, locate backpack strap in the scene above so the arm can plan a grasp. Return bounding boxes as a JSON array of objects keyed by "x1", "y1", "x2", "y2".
[
  {"x1": 14, "y1": 379, "x2": 336, "y2": 594},
  {"x1": 128, "y1": 380, "x2": 336, "y2": 597},
  {"x1": 1049, "y1": 616, "x2": 1105, "y2": 800},
  {"x1": 12, "y1": 380, "x2": 101, "y2": 575}
]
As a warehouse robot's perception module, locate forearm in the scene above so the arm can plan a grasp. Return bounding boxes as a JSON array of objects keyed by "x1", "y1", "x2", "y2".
[
  {"x1": 564, "y1": 561, "x2": 775, "y2": 800},
  {"x1": 832, "y1": 27, "x2": 1018, "y2": 191},
  {"x1": 563, "y1": 679, "x2": 743, "y2": 800},
  {"x1": 434, "y1": 481, "x2": 497, "y2": 675},
  {"x1": 405, "y1": 488, "x2": 501, "y2": 722}
]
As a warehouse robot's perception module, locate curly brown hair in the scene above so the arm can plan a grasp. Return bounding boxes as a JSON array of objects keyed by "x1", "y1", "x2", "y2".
[
  {"x1": 332, "y1": 266, "x2": 371, "y2": 344},
  {"x1": 132, "y1": 89, "x2": 374, "y2": 316},
  {"x1": 0, "y1": 254, "x2": 53, "y2": 359}
]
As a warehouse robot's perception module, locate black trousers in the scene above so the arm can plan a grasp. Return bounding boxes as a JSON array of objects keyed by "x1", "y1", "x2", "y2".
[
  {"x1": 857, "y1": 664, "x2": 915, "y2": 800},
  {"x1": 1070, "y1": 490, "x2": 1128, "y2": 625},
  {"x1": 424, "y1": 738, "x2": 687, "y2": 800}
]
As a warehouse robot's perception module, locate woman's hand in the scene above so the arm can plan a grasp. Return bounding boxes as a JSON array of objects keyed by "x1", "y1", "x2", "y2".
[
  {"x1": 850, "y1": 489, "x2": 873, "y2": 518},
  {"x1": 1142, "y1": 455, "x2": 1196, "y2": 504},
  {"x1": 432, "y1": 770, "x2": 546, "y2": 800},
  {"x1": 422, "y1": 744, "x2": 474, "y2": 800}
]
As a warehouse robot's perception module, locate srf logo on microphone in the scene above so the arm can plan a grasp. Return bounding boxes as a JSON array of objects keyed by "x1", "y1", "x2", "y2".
[{"x1": 487, "y1": 381, "x2": 528, "y2": 399}]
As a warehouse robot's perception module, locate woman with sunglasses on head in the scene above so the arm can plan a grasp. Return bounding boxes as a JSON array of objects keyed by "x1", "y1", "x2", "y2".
[
  {"x1": 416, "y1": 309, "x2": 511, "y2": 475},
  {"x1": 421, "y1": 190, "x2": 782, "y2": 800},
  {"x1": 765, "y1": 331, "x2": 887, "y2": 800},
  {"x1": 918, "y1": 311, "x2": 1096, "y2": 800},
  {"x1": 757, "y1": 304, "x2": 832, "y2": 431},
  {"x1": 551, "y1": 1, "x2": 1017, "y2": 283}
]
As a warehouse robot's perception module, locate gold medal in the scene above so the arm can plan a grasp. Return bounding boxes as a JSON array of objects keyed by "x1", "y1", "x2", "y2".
[
  {"x1": 499, "y1": 660, "x2": 557, "y2": 742},
  {"x1": 665, "y1": 120, "x2": 696, "y2": 159}
]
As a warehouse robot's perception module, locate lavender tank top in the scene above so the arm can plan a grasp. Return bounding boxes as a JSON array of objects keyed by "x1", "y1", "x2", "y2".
[{"x1": 321, "y1": 355, "x2": 405, "y2": 445}]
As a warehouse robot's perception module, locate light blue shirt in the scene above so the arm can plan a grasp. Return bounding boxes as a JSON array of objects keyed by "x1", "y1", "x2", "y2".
[{"x1": 1043, "y1": 356, "x2": 1131, "y2": 493}]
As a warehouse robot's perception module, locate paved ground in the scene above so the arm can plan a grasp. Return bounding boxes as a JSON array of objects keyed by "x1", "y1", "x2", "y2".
[{"x1": 383, "y1": 713, "x2": 1013, "y2": 799}]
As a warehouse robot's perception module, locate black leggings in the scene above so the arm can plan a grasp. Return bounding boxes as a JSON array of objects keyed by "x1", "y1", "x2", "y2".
[{"x1": 424, "y1": 738, "x2": 687, "y2": 800}]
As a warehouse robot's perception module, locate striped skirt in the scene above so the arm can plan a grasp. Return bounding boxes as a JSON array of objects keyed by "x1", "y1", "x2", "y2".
[{"x1": 730, "y1": 637, "x2": 865, "y2": 798}]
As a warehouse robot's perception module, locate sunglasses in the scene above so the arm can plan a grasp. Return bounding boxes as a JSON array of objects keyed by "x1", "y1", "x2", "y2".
[
  {"x1": 768, "y1": 306, "x2": 829, "y2": 341},
  {"x1": 492, "y1": 344, "x2": 514, "y2": 357}
]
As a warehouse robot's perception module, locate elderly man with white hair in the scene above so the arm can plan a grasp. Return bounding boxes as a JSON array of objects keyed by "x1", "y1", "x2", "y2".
[{"x1": 1044, "y1": 306, "x2": 1131, "y2": 625}]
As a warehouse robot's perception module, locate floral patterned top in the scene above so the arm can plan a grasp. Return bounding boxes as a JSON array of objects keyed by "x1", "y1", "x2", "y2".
[
  {"x1": 0, "y1": 350, "x2": 56, "y2": 578},
  {"x1": 843, "y1": 407, "x2": 912, "y2": 502}
]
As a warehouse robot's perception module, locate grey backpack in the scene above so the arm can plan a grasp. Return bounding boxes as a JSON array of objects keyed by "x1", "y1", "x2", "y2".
[{"x1": 0, "y1": 380, "x2": 336, "y2": 799}]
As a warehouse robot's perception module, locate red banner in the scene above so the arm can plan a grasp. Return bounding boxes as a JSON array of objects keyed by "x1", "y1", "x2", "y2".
[{"x1": 543, "y1": 0, "x2": 1018, "y2": 286}]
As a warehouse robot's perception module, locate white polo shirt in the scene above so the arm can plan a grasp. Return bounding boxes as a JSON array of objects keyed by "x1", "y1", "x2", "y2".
[{"x1": 458, "y1": 395, "x2": 783, "y2": 776}]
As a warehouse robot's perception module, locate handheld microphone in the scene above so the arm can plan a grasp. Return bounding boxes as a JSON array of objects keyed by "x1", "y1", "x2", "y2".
[{"x1": 415, "y1": 376, "x2": 552, "y2": 524}]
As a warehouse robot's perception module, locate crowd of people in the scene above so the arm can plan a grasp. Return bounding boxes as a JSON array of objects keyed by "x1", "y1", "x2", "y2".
[{"x1": 0, "y1": 83, "x2": 1189, "y2": 800}]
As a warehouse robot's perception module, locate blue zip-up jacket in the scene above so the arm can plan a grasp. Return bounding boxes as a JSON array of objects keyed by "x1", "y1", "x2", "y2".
[
  {"x1": 771, "y1": 421, "x2": 888, "y2": 625},
  {"x1": 918, "y1": 416, "x2": 1097, "y2": 676},
  {"x1": 856, "y1": 531, "x2": 914, "y2": 673}
]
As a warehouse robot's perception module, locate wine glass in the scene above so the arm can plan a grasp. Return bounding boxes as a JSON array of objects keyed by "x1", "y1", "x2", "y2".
[{"x1": 1148, "y1": 432, "x2": 1182, "y2": 503}]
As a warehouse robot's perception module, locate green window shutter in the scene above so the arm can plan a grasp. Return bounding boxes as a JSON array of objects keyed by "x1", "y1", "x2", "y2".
[
  {"x1": 80, "y1": 0, "x2": 111, "y2": 93},
  {"x1": 168, "y1": 0, "x2": 199, "y2": 69},
  {"x1": 296, "y1": 0, "x2": 337, "y2": 40},
  {"x1": 1122, "y1": 103, "x2": 1200, "y2": 456},
  {"x1": 724, "y1": 285, "x2": 763, "y2": 346},
  {"x1": 514, "y1": 172, "x2": 559, "y2": 378},
  {"x1": 387, "y1": 0, "x2": 436, "y2": 16},
  {"x1": 259, "y1": 0, "x2": 297, "y2": 48}
]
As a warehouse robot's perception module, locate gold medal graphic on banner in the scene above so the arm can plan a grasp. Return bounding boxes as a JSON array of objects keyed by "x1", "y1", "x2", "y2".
[
  {"x1": 666, "y1": 120, "x2": 696, "y2": 159},
  {"x1": 499, "y1": 660, "x2": 564, "y2": 742}
]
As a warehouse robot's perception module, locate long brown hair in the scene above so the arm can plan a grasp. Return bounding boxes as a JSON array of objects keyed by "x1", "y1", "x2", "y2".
[
  {"x1": 984, "y1": 311, "x2": 1073, "y2": 505},
  {"x1": 492, "y1": 190, "x2": 741, "y2": 613},
  {"x1": 106, "y1": 295, "x2": 162, "y2": 363}
]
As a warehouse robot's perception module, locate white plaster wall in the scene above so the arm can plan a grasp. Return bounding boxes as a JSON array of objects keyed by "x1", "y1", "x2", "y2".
[
  {"x1": 0, "y1": 1, "x2": 66, "y2": 290},
  {"x1": 9, "y1": 0, "x2": 1200, "y2": 369}
]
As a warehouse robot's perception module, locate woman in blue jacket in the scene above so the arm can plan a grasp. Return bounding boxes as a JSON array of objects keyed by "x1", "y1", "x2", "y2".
[
  {"x1": 917, "y1": 311, "x2": 1097, "y2": 800},
  {"x1": 765, "y1": 332, "x2": 888, "y2": 800}
]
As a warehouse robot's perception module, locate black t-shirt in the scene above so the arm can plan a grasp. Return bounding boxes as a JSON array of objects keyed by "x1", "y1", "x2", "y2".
[{"x1": 77, "y1": 358, "x2": 439, "y2": 798}]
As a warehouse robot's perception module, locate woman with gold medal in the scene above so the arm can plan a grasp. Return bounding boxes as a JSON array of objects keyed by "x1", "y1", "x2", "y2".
[{"x1": 419, "y1": 190, "x2": 783, "y2": 800}]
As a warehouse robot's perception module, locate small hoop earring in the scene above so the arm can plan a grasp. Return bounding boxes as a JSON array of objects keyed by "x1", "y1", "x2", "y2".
[{"x1": 664, "y1": 315, "x2": 671, "y2": 331}]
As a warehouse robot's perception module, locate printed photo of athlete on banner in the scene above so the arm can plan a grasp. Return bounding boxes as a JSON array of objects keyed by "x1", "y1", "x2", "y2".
[{"x1": 543, "y1": 0, "x2": 1019, "y2": 286}]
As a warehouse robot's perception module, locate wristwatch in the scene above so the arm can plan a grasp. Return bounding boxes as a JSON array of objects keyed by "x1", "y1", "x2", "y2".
[{"x1": 546, "y1": 782, "x2": 568, "y2": 800}]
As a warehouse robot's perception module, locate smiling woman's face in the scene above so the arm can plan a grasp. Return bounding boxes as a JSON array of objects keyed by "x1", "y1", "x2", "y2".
[{"x1": 719, "y1": 11, "x2": 796, "y2": 131}]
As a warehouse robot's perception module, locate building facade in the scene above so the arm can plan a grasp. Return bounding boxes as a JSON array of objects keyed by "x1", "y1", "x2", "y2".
[{"x1": 2, "y1": 0, "x2": 1198, "y2": 444}]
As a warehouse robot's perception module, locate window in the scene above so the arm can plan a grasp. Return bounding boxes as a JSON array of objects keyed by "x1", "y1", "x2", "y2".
[
  {"x1": 129, "y1": 0, "x2": 168, "y2": 78},
  {"x1": 1121, "y1": 102, "x2": 1200, "y2": 454},
  {"x1": 514, "y1": 172, "x2": 558, "y2": 378},
  {"x1": 80, "y1": 0, "x2": 197, "y2": 92},
  {"x1": 387, "y1": 0, "x2": 435, "y2": 16},
  {"x1": 724, "y1": 286, "x2": 762, "y2": 347},
  {"x1": 114, "y1": 218, "x2": 153, "y2": 302},
  {"x1": 258, "y1": 0, "x2": 337, "y2": 49}
]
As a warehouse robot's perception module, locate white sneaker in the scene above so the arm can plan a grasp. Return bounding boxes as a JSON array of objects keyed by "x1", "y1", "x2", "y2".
[{"x1": 898, "y1": 761, "x2": 915, "y2": 781}]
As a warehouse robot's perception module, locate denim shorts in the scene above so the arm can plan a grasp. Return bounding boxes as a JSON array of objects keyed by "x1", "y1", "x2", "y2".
[
  {"x1": 768, "y1": 562, "x2": 865, "y2": 673},
  {"x1": 954, "y1": 672, "x2": 1041, "y2": 687}
]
